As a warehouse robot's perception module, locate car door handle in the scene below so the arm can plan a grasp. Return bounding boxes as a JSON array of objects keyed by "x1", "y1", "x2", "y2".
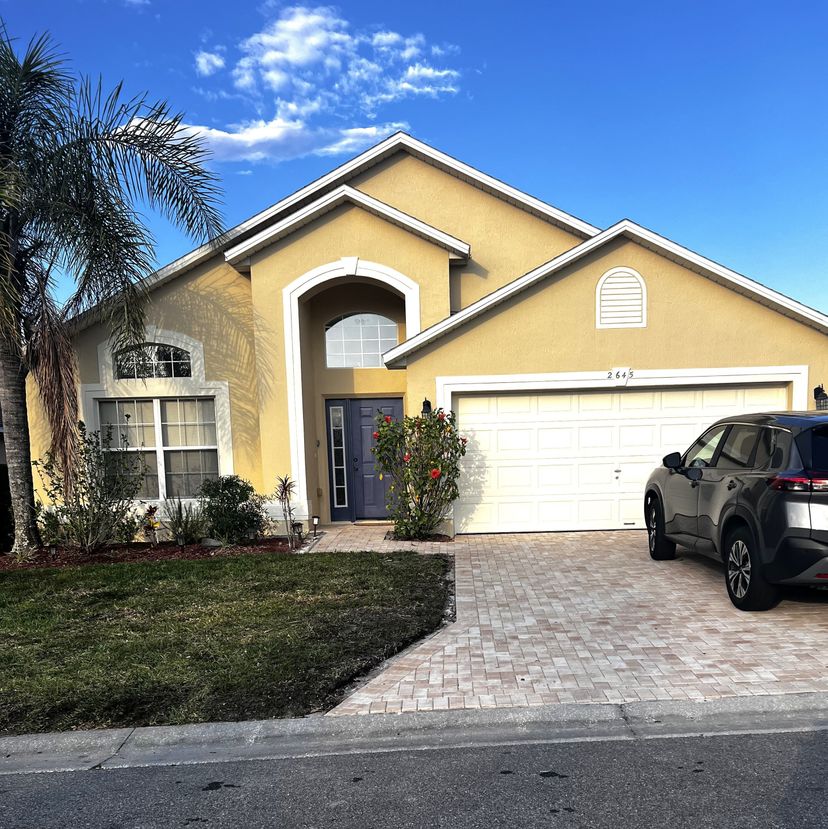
[
  {"x1": 690, "y1": 479, "x2": 700, "y2": 488},
  {"x1": 727, "y1": 480, "x2": 737, "y2": 490}
]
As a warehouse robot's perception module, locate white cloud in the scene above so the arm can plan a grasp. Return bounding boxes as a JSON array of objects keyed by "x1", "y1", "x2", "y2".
[
  {"x1": 194, "y1": 50, "x2": 225, "y2": 77},
  {"x1": 184, "y1": 118, "x2": 408, "y2": 163},
  {"x1": 186, "y1": 5, "x2": 463, "y2": 163}
]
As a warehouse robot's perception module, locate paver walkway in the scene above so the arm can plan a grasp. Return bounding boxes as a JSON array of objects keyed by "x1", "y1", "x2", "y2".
[{"x1": 317, "y1": 526, "x2": 828, "y2": 715}]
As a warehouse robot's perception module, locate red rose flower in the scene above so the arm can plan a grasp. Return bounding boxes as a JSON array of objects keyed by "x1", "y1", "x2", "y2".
[
  {"x1": 372, "y1": 431, "x2": 379, "y2": 439},
  {"x1": 437, "y1": 412, "x2": 446, "y2": 421},
  {"x1": 384, "y1": 415, "x2": 392, "y2": 424},
  {"x1": 404, "y1": 453, "x2": 411, "y2": 462},
  {"x1": 430, "y1": 468, "x2": 441, "y2": 479},
  {"x1": 461, "y1": 436, "x2": 468, "y2": 444}
]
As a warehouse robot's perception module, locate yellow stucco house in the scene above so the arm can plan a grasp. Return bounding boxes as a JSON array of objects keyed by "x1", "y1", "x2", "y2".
[{"x1": 28, "y1": 132, "x2": 828, "y2": 532}]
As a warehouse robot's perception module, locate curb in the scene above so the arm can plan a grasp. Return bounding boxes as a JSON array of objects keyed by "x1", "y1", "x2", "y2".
[{"x1": 2, "y1": 692, "x2": 828, "y2": 776}]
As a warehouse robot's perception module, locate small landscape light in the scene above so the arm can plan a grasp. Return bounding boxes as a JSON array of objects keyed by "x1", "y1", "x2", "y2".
[{"x1": 312, "y1": 514, "x2": 320, "y2": 537}]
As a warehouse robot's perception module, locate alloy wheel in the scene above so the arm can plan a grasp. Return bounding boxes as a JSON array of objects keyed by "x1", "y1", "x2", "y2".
[
  {"x1": 728, "y1": 539, "x2": 751, "y2": 599},
  {"x1": 647, "y1": 502, "x2": 658, "y2": 552}
]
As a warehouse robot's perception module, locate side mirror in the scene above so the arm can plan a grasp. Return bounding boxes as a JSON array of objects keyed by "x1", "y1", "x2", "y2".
[{"x1": 663, "y1": 452, "x2": 682, "y2": 470}]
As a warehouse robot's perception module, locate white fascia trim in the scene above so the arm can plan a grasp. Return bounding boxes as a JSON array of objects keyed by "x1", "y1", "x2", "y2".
[
  {"x1": 386, "y1": 219, "x2": 828, "y2": 365},
  {"x1": 225, "y1": 185, "x2": 470, "y2": 266},
  {"x1": 283, "y1": 258, "x2": 421, "y2": 517},
  {"x1": 435, "y1": 365, "x2": 811, "y2": 412}
]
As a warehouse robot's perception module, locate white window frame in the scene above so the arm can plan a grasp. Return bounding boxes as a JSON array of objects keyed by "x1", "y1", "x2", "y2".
[
  {"x1": 595, "y1": 266, "x2": 647, "y2": 329},
  {"x1": 98, "y1": 396, "x2": 220, "y2": 500},
  {"x1": 81, "y1": 327, "x2": 233, "y2": 502}
]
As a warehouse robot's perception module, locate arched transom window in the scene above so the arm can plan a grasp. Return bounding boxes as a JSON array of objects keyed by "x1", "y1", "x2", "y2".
[
  {"x1": 325, "y1": 313, "x2": 398, "y2": 368},
  {"x1": 115, "y1": 343, "x2": 192, "y2": 379},
  {"x1": 596, "y1": 267, "x2": 647, "y2": 329}
]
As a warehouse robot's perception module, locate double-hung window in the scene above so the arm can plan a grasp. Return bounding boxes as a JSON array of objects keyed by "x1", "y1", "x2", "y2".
[{"x1": 98, "y1": 397, "x2": 218, "y2": 499}]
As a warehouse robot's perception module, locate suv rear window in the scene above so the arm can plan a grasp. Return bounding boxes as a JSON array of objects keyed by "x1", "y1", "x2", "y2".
[{"x1": 809, "y1": 426, "x2": 828, "y2": 470}]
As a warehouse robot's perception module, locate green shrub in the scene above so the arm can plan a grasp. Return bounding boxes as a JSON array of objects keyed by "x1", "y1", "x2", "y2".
[
  {"x1": 372, "y1": 408, "x2": 467, "y2": 540},
  {"x1": 32, "y1": 421, "x2": 145, "y2": 553},
  {"x1": 199, "y1": 475, "x2": 266, "y2": 545},
  {"x1": 162, "y1": 497, "x2": 208, "y2": 545}
]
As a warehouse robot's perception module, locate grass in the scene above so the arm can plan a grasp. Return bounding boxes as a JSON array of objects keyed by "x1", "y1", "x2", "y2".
[{"x1": 0, "y1": 551, "x2": 451, "y2": 735}]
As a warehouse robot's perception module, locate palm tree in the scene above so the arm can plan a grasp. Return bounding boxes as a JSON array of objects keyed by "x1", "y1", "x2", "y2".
[{"x1": 0, "y1": 27, "x2": 223, "y2": 556}]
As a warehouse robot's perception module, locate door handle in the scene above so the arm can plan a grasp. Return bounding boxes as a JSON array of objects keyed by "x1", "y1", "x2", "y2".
[
  {"x1": 727, "y1": 480, "x2": 737, "y2": 490},
  {"x1": 691, "y1": 480, "x2": 700, "y2": 488}
]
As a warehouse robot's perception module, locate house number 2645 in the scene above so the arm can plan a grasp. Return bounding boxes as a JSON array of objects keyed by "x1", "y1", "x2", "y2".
[{"x1": 607, "y1": 367, "x2": 633, "y2": 386}]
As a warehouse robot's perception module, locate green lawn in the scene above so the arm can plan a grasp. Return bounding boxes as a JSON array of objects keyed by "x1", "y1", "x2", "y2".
[{"x1": 0, "y1": 551, "x2": 451, "y2": 735}]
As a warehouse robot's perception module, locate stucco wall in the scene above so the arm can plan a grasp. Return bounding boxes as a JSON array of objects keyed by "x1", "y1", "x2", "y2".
[
  {"x1": 404, "y1": 238, "x2": 828, "y2": 408},
  {"x1": 29, "y1": 256, "x2": 263, "y2": 490},
  {"x1": 248, "y1": 203, "x2": 451, "y2": 497},
  {"x1": 351, "y1": 153, "x2": 585, "y2": 310}
]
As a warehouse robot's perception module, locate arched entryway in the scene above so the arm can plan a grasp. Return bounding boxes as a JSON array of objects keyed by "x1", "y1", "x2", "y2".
[{"x1": 282, "y1": 258, "x2": 420, "y2": 520}]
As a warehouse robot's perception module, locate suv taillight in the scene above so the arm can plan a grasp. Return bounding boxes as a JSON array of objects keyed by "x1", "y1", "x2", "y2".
[{"x1": 769, "y1": 475, "x2": 828, "y2": 492}]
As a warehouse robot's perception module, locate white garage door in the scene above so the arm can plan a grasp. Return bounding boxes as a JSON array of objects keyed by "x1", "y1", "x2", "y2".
[{"x1": 455, "y1": 384, "x2": 789, "y2": 533}]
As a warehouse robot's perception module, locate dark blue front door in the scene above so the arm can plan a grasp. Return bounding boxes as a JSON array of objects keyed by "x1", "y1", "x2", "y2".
[{"x1": 326, "y1": 398, "x2": 403, "y2": 521}]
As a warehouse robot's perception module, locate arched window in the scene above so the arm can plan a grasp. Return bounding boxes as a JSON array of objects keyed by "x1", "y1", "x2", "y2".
[
  {"x1": 325, "y1": 313, "x2": 398, "y2": 368},
  {"x1": 596, "y1": 267, "x2": 647, "y2": 329},
  {"x1": 115, "y1": 343, "x2": 192, "y2": 379}
]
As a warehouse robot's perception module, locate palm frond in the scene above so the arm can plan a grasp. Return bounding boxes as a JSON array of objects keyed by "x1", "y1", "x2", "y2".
[{"x1": 24, "y1": 259, "x2": 78, "y2": 484}]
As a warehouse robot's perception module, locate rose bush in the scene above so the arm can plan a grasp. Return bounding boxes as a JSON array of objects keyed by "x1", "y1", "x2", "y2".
[{"x1": 372, "y1": 408, "x2": 467, "y2": 540}]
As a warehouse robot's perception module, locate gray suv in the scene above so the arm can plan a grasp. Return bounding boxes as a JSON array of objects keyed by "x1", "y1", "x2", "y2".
[{"x1": 644, "y1": 412, "x2": 828, "y2": 610}]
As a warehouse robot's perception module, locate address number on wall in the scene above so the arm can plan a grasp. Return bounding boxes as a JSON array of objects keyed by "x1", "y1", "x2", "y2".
[{"x1": 607, "y1": 367, "x2": 634, "y2": 386}]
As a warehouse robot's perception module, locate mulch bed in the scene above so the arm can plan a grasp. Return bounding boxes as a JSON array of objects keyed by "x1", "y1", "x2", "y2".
[{"x1": 0, "y1": 537, "x2": 296, "y2": 571}]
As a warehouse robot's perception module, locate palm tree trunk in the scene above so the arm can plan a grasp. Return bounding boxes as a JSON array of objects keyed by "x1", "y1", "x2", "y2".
[{"x1": 0, "y1": 338, "x2": 40, "y2": 555}]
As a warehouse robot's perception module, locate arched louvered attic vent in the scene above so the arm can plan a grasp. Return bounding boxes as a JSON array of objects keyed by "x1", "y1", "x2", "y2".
[{"x1": 595, "y1": 267, "x2": 647, "y2": 328}]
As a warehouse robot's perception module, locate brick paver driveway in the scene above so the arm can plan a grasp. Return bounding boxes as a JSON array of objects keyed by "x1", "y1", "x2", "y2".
[{"x1": 322, "y1": 529, "x2": 828, "y2": 715}]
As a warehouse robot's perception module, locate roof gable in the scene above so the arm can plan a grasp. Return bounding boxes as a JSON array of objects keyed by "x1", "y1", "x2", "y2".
[
  {"x1": 384, "y1": 219, "x2": 828, "y2": 366},
  {"x1": 109, "y1": 132, "x2": 597, "y2": 299},
  {"x1": 224, "y1": 185, "x2": 470, "y2": 267}
]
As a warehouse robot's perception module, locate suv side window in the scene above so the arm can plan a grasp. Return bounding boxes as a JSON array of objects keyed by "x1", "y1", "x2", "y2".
[
  {"x1": 684, "y1": 425, "x2": 728, "y2": 468},
  {"x1": 716, "y1": 425, "x2": 761, "y2": 469},
  {"x1": 753, "y1": 428, "x2": 792, "y2": 470}
]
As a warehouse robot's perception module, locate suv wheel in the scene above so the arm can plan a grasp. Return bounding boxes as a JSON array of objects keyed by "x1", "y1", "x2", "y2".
[
  {"x1": 646, "y1": 494, "x2": 676, "y2": 560},
  {"x1": 724, "y1": 526, "x2": 780, "y2": 611}
]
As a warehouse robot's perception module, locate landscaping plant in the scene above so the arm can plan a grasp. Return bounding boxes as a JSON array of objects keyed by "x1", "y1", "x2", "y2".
[
  {"x1": 274, "y1": 474, "x2": 298, "y2": 550},
  {"x1": 162, "y1": 497, "x2": 208, "y2": 546},
  {"x1": 199, "y1": 475, "x2": 266, "y2": 545},
  {"x1": 372, "y1": 408, "x2": 467, "y2": 540},
  {"x1": 32, "y1": 421, "x2": 145, "y2": 555}
]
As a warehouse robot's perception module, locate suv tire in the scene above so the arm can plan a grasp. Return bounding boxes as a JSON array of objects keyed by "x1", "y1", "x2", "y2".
[
  {"x1": 646, "y1": 494, "x2": 676, "y2": 560},
  {"x1": 724, "y1": 525, "x2": 780, "y2": 611}
]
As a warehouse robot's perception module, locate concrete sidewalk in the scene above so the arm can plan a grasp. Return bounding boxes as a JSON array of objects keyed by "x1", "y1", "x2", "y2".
[{"x1": 3, "y1": 692, "x2": 827, "y2": 776}]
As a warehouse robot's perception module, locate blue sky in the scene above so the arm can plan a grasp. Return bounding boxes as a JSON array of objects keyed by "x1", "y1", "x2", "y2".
[{"x1": 6, "y1": 0, "x2": 828, "y2": 310}]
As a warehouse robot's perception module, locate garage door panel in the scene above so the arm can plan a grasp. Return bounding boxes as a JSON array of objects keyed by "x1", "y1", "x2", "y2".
[
  {"x1": 578, "y1": 425, "x2": 616, "y2": 450},
  {"x1": 497, "y1": 428, "x2": 534, "y2": 452},
  {"x1": 457, "y1": 383, "x2": 789, "y2": 533}
]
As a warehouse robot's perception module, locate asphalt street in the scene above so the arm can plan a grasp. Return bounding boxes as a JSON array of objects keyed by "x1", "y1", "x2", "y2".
[{"x1": 2, "y1": 728, "x2": 827, "y2": 828}]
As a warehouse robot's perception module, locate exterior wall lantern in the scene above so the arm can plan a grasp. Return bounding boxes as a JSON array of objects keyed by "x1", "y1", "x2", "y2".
[
  {"x1": 815, "y1": 385, "x2": 828, "y2": 411},
  {"x1": 421, "y1": 398, "x2": 432, "y2": 415}
]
